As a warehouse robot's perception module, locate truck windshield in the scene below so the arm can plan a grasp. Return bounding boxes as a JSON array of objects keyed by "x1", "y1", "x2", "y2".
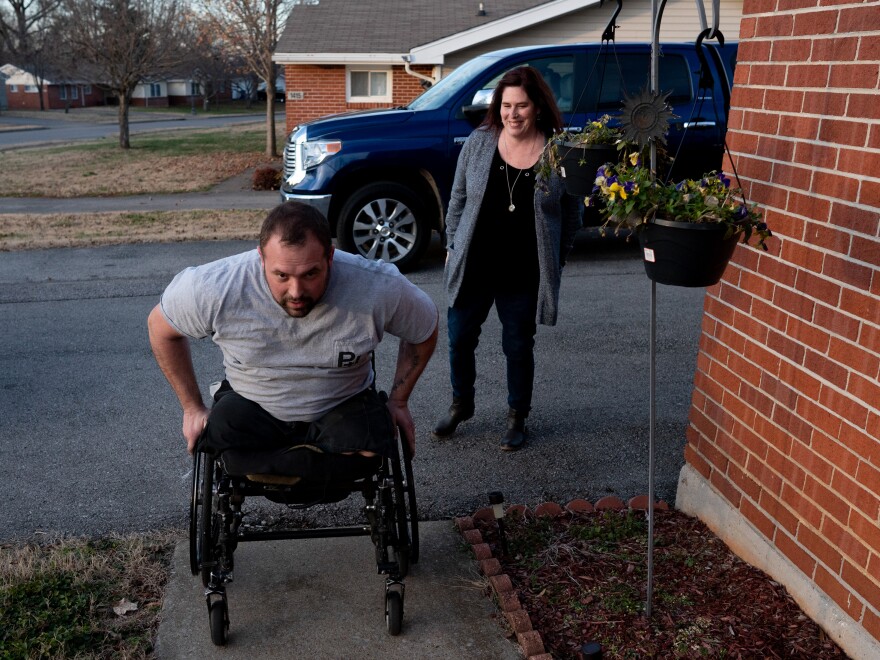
[{"x1": 408, "y1": 54, "x2": 502, "y2": 111}]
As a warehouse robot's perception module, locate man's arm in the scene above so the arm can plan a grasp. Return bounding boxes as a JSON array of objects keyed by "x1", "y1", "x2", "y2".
[
  {"x1": 386, "y1": 320, "x2": 439, "y2": 458},
  {"x1": 147, "y1": 304, "x2": 209, "y2": 454}
]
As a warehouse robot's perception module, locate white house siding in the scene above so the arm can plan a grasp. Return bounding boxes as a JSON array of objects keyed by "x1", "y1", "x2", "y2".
[
  {"x1": 443, "y1": 0, "x2": 743, "y2": 69},
  {"x1": 167, "y1": 81, "x2": 190, "y2": 97}
]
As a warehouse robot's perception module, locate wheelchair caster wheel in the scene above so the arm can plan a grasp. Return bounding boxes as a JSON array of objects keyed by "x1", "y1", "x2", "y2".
[
  {"x1": 385, "y1": 589, "x2": 403, "y2": 636},
  {"x1": 208, "y1": 599, "x2": 229, "y2": 646}
]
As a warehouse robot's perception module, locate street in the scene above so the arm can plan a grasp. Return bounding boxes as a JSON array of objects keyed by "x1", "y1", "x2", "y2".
[
  {"x1": 0, "y1": 108, "x2": 273, "y2": 150},
  {"x1": 0, "y1": 233, "x2": 707, "y2": 540}
]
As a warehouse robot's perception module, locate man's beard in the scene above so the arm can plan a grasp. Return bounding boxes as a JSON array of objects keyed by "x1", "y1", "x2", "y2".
[{"x1": 279, "y1": 294, "x2": 316, "y2": 317}]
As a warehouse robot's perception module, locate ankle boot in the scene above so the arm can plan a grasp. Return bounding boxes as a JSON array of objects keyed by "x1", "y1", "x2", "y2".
[
  {"x1": 432, "y1": 397, "x2": 474, "y2": 438},
  {"x1": 500, "y1": 409, "x2": 527, "y2": 451}
]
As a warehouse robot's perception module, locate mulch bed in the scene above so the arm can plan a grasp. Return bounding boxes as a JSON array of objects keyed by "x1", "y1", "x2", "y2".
[{"x1": 462, "y1": 505, "x2": 849, "y2": 659}]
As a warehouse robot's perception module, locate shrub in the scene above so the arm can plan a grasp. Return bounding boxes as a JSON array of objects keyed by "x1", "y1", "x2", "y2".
[{"x1": 252, "y1": 166, "x2": 282, "y2": 191}]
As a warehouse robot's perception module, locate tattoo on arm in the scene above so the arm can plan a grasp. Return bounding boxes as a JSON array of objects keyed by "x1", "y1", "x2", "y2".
[{"x1": 390, "y1": 352, "x2": 421, "y2": 394}]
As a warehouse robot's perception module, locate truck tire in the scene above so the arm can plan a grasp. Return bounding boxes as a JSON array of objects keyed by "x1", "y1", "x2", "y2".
[{"x1": 337, "y1": 182, "x2": 432, "y2": 272}]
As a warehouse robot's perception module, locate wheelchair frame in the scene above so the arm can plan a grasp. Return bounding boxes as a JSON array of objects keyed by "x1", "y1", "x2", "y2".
[{"x1": 187, "y1": 391, "x2": 419, "y2": 646}]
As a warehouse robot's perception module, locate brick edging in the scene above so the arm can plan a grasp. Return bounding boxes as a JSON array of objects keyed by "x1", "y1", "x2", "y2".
[{"x1": 455, "y1": 495, "x2": 669, "y2": 660}]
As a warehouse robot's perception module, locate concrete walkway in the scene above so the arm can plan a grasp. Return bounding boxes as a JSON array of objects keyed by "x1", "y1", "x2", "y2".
[{"x1": 155, "y1": 521, "x2": 520, "y2": 659}]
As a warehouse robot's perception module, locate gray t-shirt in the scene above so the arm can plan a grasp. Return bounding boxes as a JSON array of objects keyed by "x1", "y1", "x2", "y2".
[{"x1": 159, "y1": 249, "x2": 437, "y2": 422}]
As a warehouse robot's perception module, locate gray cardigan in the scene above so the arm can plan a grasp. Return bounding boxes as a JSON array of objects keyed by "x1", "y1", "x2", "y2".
[{"x1": 443, "y1": 127, "x2": 582, "y2": 326}]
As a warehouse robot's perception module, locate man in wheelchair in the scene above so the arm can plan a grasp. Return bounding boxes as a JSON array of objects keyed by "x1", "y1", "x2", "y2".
[{"x1": 147, "y1": 201, "x2": 439, "y2": 478}]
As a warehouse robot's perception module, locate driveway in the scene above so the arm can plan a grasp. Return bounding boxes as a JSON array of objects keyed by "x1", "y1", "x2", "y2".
[{"x1": 0, "y1": 233, "x2": 707, "y2": 540}]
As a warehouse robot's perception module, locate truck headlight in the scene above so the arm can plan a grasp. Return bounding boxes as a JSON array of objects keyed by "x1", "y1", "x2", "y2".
[{"x1": 302, "y1": 140, "x2": 342, "y2": 169}]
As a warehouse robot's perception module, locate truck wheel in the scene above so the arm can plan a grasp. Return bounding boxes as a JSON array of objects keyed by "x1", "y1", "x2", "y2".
[{"x1": 337, "y1": 182, "x2": 432, "y2": 272}]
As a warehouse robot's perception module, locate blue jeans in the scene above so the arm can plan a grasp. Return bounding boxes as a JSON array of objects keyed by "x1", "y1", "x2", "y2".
[{"x1": 447, "y1": 290, "x2": 538, "y2": 415}]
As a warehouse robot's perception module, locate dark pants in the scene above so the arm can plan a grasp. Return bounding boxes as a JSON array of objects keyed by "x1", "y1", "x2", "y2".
[
  {"x1": 447, "y1": 289, "x2": 538, "y2": 415},
  {"x1": 199, "y1": 382, "x2": 393, "y2": 476}
]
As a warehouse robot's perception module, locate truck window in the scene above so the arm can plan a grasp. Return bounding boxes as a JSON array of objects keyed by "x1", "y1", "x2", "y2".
[
  {"x1": 409, "y1": 54, "x2": 502, "y2": 111},
  {"x1": 594, "y1": 53, "x2": 693, "y2": 109},
  {"x1": 469, "y1": 56, "x2": 576, "y2": 112}
]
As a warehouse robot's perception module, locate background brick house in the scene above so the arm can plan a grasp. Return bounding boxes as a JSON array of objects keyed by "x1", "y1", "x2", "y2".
[
  {"x1": 130, "y1": 78, "x2": 235, "y2": 108},
  {"x1": 0, "y1": 64, "x2": 105, "y2": 110},
  {"x1": 273, "y1": 0, "x2": 744, "y2": 134},
  {"x1": 676, "y1": 1, "x2": 880, "y2": 657}
]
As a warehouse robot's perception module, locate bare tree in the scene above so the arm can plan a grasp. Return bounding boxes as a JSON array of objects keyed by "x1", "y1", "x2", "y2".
[
  {"x1": 233, "y1": 69, "x2": 260, "y2": 108},
  {"x1": 201, "y1": 0, "x2": 291, "y2": 158},
  {"x1": 60, "y1": 0, "x2": 190, "y2": 148},
  {"x1": 187, "y1": 16, "x2": 240, "y2": 112},
  {"x1": 0, "y1": 0, "x2": 63, "y2": 110}
]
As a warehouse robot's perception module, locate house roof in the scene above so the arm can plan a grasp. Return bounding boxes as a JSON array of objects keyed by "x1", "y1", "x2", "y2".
[
  {"x1": 1, "y1": 64, "x2": 39, "y2": 86},
  {"x1": 1, "y1": 63, "x2": 96, "y2": 86},
  {"x1": 274, "y1": 0, "x2": 597, "y2": 65}
]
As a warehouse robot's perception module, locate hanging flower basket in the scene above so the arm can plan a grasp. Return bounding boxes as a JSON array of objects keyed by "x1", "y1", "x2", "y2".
[
  {"x1": 538, "y1": 115, "x2": 624, "y2": 196},
  {"x1": 638, "y1": 217, "x2": 740, "y2": 287},
  {"x1": 558, "y1": 143, "x2": 618, "y2": 196},
  {"x1": 588, "y1": 153, "x2": 772, "y2": 287}
]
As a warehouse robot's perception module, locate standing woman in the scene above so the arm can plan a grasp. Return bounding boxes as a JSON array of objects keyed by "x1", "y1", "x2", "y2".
[{"x1": 433, "y1": 66, "x2": 582, "y2": 451}]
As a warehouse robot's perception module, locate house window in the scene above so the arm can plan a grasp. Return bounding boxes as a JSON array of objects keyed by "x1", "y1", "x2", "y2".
[
  {"x1": 83, "y1": 85, "x2": 92, "y2": 95},
  {"x1": 10, "y1": 84, "x2": 18, "y2": 92},
  {"x1": 59, "y1": 85, "x2": 67, "y2": 100},
  {"x1": 149, "y1": 83, "x2": 161, "y2": 97},
  {"x1": 190, "y1": 82, "x2": 200, "y2": 96},
  {"x1": 347, "y1": 68, "x2": 391, "y2": 102},
  {"x1": 25, "y1": 84, "x2": 38, "y2": 93},
  {"x1": 71, "y1": 86, "x2": 78, "y2": 99}
]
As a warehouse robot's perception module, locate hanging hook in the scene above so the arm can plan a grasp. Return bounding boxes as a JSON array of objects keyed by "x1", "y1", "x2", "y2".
[
  {"x1": 694, "y1": 0, "x2": 721, "y2": 40},
  {"x1": 600, "y1": 0, "x2": 623, "y2": 43},
  {"x1": 694, "y1": 27, "x2": 725, "y2": 91},
  {"x1": 709, "y1": 0, "x2": 721, "y2": 39}
]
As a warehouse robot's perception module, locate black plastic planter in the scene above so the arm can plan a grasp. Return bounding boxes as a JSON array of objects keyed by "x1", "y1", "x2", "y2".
[
  {"x1": 559, "y1": 143, "x2": 617, "y2": 196},
  {"x1": 638, "y1": 217, "x2": 739, "y2": 287}
]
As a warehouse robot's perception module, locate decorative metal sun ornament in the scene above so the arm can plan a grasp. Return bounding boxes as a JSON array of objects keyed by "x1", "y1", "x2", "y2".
[{"x1": 619, "y1": 88, "x2": 676, "y2": 148}]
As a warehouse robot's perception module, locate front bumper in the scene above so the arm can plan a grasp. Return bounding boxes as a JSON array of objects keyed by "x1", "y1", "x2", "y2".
[{"x1": 278, "y1": 191, "x2": 332, "y2": 219}]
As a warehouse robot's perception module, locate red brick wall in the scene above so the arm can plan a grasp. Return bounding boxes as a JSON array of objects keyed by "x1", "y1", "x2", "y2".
[
  {"x1": 5, "y1": 84, "x2": 105, "y2": 109},
  {"x1": 686, "y1": 0, "x2": 880, "y2": 642},
  {"x1": 131, "y1": 96, "x2": 170, "y2": 108},
  {"x1": 5, "y1": 86, "x2": 45, "y2": 109},
  {"x1": 281, "y1": 64, "x2": 433, "y2": 134}
]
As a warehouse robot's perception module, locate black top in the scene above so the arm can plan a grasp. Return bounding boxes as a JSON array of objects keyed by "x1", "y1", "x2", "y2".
[{"x1": 461, "y1": 148, "x2": 539, "y2": 297}]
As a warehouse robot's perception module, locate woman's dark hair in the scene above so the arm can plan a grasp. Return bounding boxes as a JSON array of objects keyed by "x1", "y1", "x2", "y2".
[
  {"x1": 481, "y1": 66, "x2": 563, "y2": 136},
  {"x1": 259, "y1": 201, "x2": 332, "y2": 257}
]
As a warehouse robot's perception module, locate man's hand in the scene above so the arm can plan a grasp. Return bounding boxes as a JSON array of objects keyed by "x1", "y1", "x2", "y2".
[
  {"x1": 386, "y1": 398, "x2": 416, "y2": 458},
  {"x1": 183, "y1": 405, "x2": 211, "y2": 455},
  {"x1": 148, "y1": 305, "x2": 207, "y2": 455},
  {"x1": 386, "y1": 321, "x2": 438, "y2": 459}
]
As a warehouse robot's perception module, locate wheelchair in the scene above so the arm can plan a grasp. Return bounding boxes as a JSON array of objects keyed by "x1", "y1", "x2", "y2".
[{"x1": 187, "y1": 390, "x2": 419, "y2": 646}]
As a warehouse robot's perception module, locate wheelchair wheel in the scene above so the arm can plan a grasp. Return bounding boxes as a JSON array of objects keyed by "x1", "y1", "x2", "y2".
[
  {"x1": 197, "y1": 453, "x2": 217, "y2": 587},
  {"x1": 385, "y1": 589, "x2": 403, "y2": 636},
  {"x1": 402, "y1": 442, "x2": 419, "y2": 564},
  {"x1": 389, "y1": 437, "x2": 419, "y2": 574},
  {"x1": 208, "y1": 597, "x2": 229, "y2": 646},
  {"x1": 188, "y1": 451, "x2": 206, "y2": 576}
]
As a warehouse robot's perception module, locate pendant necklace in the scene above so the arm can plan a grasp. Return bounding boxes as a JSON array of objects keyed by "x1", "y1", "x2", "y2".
[
  {"x1": 505, "y1": 163, "x2": 523, "y2": 212},
  {"x1": 502, "y1": 132, "x2": 524, "y2": 212}
]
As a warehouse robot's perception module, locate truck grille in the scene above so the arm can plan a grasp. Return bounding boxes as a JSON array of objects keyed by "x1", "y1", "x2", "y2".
[{"x1": 283, "y1": 141, "x2": 296, "y2": 179}]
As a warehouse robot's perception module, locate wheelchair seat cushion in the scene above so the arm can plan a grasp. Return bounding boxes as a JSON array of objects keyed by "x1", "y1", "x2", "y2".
[{"x1": 220, "y1": 446, "x2": 381, "y2": 484}]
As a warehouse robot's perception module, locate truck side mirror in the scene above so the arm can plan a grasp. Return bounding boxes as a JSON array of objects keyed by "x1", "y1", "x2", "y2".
[{"x1": 462, "y1": 104, "x2": 489, "y2": 127}]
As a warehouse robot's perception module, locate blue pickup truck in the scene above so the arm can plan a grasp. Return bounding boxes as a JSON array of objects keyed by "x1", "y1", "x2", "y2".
[{"x1": 280, "y1": 41, "x2": 737, "y2": 271}]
